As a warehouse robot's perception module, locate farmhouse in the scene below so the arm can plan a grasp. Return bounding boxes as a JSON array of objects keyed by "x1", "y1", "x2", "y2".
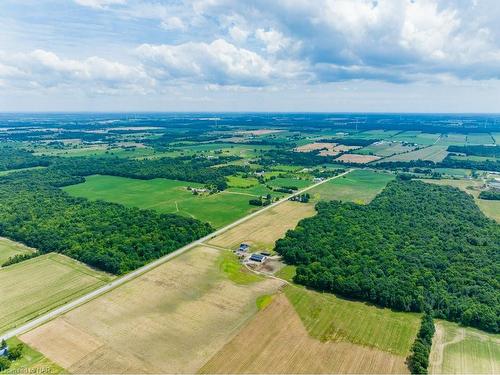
[{"x1": 249, "y1": 253, "x2": 266, "y2": 262}]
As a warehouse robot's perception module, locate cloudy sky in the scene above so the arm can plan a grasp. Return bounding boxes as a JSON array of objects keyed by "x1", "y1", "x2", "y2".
[{"x1": 1, "y1": 0, "x2": 499, "y2": 112}]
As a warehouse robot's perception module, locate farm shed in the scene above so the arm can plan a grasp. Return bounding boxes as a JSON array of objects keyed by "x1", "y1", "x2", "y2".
[{"x1": 250, "y1": 254, "x2": 266, "y2": 262}]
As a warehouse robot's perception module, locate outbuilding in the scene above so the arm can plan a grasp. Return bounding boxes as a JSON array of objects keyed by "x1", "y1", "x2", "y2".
[{"x1": 249, "y1": 253, "x2": 266, "y2": 262}]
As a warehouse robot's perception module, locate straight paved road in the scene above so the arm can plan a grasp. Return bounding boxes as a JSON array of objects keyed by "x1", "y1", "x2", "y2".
[{"x1": 0, "y1": 168, "x2": 352, "y2": 341}]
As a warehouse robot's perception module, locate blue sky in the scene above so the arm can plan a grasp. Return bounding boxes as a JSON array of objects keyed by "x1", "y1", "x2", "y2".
[{"x1": 1, "y1": 0, "x2": 499, "y2": 112}]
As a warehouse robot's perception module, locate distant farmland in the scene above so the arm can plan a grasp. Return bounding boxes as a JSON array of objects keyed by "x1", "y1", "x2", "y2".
[
  {"x1": 379, "y1": 145, "x2": 449, "y2": 162},
  {"x1": 200, "y1": 286, "x2": 420, "y2": 374},
  {"x1": 63, "y1": 175, "x2": 266, "y2": 228},
  {"x1": 429, "y1": 320, "x2": 500, "y2": 374},
  {"x1": 0, "y1": 253, "x2": 111, "y2": 334},
  {"x1": 308, "y1": 169, "x2": 394, "y2": 204}
]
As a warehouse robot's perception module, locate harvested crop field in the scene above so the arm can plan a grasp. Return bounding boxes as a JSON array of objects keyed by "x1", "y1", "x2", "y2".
[
  {"x1": 429, "y1": 320, "x2": 500, "y2": 374},
  {"x1": 207, "y1": 201, "x2": 316, "y2": 251},
  {"x1": 309, "y1": 169, "x2": 394, "y2": 204},
  {"x1": 0, "y1": 253, "x2": 111, "y2": 334},
  {"x1": 295, "y1": 142, "x2": 337, "y2": 152},
  {"x1": 200, "y1": 292, "x2": 413, "y2": 374},
  {"x1": 0, "y1": 236, "x2": 35, "y2": 265},
  {"x1": 295, "y1": 142, "x2": 360, "y2": 156},
  {"x1": 21, "y1": 246, "x2": 283, "y2": 374},
  {"x1": 336, "y1": 153, "x2": 381, "y2": 163}
]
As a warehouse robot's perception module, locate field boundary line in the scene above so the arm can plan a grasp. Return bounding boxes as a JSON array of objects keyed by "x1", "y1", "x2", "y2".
[{"x1": 0, "y1": 168, "x2": 353, "y2": 341}]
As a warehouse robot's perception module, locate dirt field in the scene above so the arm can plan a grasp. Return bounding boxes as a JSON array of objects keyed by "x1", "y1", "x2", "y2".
[
  {"x1": 295, "y1": 142, "x2": 337, "y2": 152},
  {"x1": 207, "y1": 201, "x2": 316, "y2": 251},
  {"x1": 200, "y1": 293, "x2": 410, "y2": 374},
  {"x1": 429, "y1": 320, "x2": 500, "y2": 374},
  {"x1": 21, "y1": 246, "x2": 283, "y2": 374},
  {"x1": 336, "y1": 154, "x2": 381, "y2": 163}
]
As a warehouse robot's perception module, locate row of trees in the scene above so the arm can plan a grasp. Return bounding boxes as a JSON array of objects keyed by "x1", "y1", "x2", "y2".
[
  {"x1": 447, "y1": 145, "x2": 499, "y2": 158},
  {"x1": 275, "y1": 180, "x2": 500, "y2": 332},
  {"x1": 479, "y1": 190, "x2": 500, "y2": 200},
  {"x1": 408, "y1": 313, "x2": 435, "y2": 374}
]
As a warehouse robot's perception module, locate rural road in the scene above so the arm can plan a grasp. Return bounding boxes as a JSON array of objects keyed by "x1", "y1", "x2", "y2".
[{"x1": 1, "y1": 168, "x2": 352, "y2": 341}]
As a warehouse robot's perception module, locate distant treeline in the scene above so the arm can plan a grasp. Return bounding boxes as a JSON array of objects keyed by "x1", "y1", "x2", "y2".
[
  {"x1": 318, "y1": 138, "x2": 379, "y2": 147},
  {"x1": 447, "y1": 145, "x2": 499, "y2": 158},
  {"x1": 373, "y1": 155, "x2": 500, "y2": 172},
  {"x1": 0, "y1": 147, "x2": 51, "y2": 171},
  {"x1": 260, "y1": 150, "x2": 336, "y2": 167},
  {"x1": 48, "y1": 155, "x2": 246, "y2": 191},
  {"x1": 275, "y1": 180, "x2": 500, "y2": 333}
]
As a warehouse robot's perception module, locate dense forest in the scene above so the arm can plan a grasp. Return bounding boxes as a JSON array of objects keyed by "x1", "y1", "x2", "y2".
[
  {"x1": 275, "y1": 180, "x2": 500, "y2": 332},
  {"x1": 0, "y1": 174, "x2": 213, "y2": 273}
]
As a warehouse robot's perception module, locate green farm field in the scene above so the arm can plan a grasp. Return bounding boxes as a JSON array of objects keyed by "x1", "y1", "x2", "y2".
[
  {"x1": 389, "y1": 131, "x2": 441, "y2": 145},
  {"x1": 355, "y1": 141, "x2": 416, "y2": 157},
  {"x1": 266, "y1": 176, "x2": 312, "y2": 189},
  {"x1": 0, "y1": 253, "x2": 112, "y2": 334},
  {"x1": 429, "y1": 320, "x2": 500, "y2": 374},
  {"x1": 0, "y1": 237, "x2": 35, "y2": 265},
  {"x1": 379, "y1": 145, "x2": 449, "y2": 162},
  {"x1": 284, "y1": 285, "x2": 421, "y2": 356},
  {"x1": 466, "y1": 133, "x2": 495, "y2": 145},
  {"x1": 309, "y1": 169, "x2": 395, "y2": 203},
  {"x1": 436, "y1": 133, "x2": 467, "y2": 146},
  {"x1": 63, "y1": 175, "x2": 267, "y2": 228},
  {"x1": 201, "y1": 284, "x2": 419, "y2": 374}
]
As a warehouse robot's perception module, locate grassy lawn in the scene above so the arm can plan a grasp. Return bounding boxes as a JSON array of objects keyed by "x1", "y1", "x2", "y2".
[
  {"x1": 0, "y1": 253, "x2": 112, "y2": 334},
  {"x1": 284, "y1": 285, "x2": 421, "y2": 356},
  {"x1": 217, "y1": 251, "x2": 263, "y2": 285},
  {"x1": 0, "y1": 237, "x2": 35, "y2": 265},
  {"x1": 429, "y1": 320, "x2": 500, "y2": 374},
  {"x1": 309, "y1": 169, "x2": 394, "y2": 204},
  {"x1": 63, "y1": 175, "x2": 263, "y2": 228},
  {"x1": 2, "y1": 337, "x2": 65, "y2": 374}
]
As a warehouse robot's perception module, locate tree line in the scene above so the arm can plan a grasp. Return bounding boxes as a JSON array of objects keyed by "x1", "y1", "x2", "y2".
[{"x1": 275, "y1": 180, "x2": 499, "y2": 333}]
